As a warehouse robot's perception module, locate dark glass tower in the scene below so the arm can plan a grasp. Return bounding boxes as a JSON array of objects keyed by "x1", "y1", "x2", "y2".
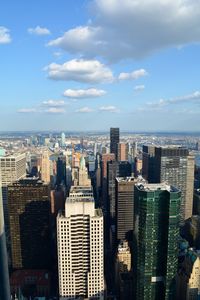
[
  {"x1": 110, "y1": 128, "x2": 120, "y2": 160},
  {"x1": 0, "y1": 177, "x2": 11, "y2": 300},
  {"x1": 8, "y1": 178, "x2": 51, "y2": 269},
  {"x1": 135, "y1": 183, "x2": 181, "y2": 300},
  {"x1": 142, "y1": 146, "x2": 194, "y2": 222}
]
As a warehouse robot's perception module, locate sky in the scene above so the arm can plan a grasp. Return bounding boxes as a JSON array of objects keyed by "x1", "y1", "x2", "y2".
[{"x1": 0, "y1": 0, "x2": 200, "y2": 132}]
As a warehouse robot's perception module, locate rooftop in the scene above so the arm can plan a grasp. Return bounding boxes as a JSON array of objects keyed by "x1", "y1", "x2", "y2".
[{"x1": 136, "y1": 183, "x2": 179, "y2": 193}]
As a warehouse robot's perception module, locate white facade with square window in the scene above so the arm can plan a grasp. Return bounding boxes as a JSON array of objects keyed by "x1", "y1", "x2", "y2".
[{"x1": 57, "y1": 186, "x2": 104, "y2": 300}]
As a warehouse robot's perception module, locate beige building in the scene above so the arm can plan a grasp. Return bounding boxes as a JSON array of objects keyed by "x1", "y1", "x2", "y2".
[
  {"x1": 78, "y1": 156, "x2": 91, "y2": 187},
  {"x1": 118, "y1": 143, "x2": 129, "y2": 161},
  {"x1": 40, "y1": 150, "x2": 51, "y2": 183},
  {"x1": 57, "y1": 186, "x2": 104, "y2": 299},
  {"x1": 177, "y1": 249, "x2": 200, "y2": 300},
  {"x1": 116, "y1": 240, "x2": 131, "y2": 273}
]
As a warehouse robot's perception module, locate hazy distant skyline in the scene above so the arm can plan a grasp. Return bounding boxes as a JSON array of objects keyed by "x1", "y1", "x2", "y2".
[{"x1": 1, "y1": 0, "x2": 200, "y2": 131}]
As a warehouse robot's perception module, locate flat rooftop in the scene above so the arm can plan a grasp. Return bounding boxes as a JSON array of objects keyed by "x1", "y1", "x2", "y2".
[{"x1": 136, "y1": 183, "x2": 179, "y2": 193}]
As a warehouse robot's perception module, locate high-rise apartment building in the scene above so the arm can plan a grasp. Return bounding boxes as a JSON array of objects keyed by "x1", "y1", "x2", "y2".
[
  {"x1": 57, "y1": 186, "x2": 104, "y2": 299},
  {"x1": 110, "y1": 128, "x2": 120, "y2": 160},
  {"x1": 118, "y1": 143, "x2": 129, "y2": 161},
  {"x1": 8, "y1": 178, "x2": 51, "y2": 269},
  {"x1": 0, "y1": 153, "x2": 26, "y2": 228},
  {"x1": 0, "y1": 171, "x2": 11, "y2": 300},
  {"x1": 135, "y1": 183, "x2": 181, "y2": 300},
  {"x1": 142, "y1": 146, "x2": 194, "y2": 221}
]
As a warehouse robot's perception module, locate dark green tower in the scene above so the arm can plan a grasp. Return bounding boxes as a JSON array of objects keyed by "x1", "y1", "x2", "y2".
[{"x1": 135, "y1": 183, "x2": 181, "y2": 300}]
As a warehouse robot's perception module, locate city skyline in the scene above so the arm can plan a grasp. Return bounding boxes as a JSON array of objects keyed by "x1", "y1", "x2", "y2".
[{"x1": 1, "y1": 0, "x2": 200, "y2": 131}]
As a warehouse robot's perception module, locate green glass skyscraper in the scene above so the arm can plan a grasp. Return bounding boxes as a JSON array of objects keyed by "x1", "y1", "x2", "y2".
[{"x1": 135, "y1": 183, "x2": 181, "y2": 300}]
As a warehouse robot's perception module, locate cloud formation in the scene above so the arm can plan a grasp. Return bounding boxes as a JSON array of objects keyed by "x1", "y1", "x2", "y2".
[
  {"x1": 63, "y1": 88, "x2": 106, "y2": 98},
  {"x1": 147, "y1": 91, "x2": 200, "y2": 108},
  {"x1": 17, "y1": 108, "x2": 37, "y2": 113},
  {"x1": 75, "y1": 107, "x2": 94, "y2": 113},
  {"x1": 44, "y1": 107, "x2": 65, "y2": 114},
  {"x1": 48, "y1": 0, "x2": 200, "y2": 61},
  {"x1": 42, "y1": 100, "x2": 66, "y2": 107},
  {"x1": 0, "y1": 26, "x2": 11, "y2": 44},
  {"x1": 28, "y1": 26, "x2": 51, "y2": 35},
  {"x1": 45, "y1": 59, "x2": 114, "y2": 83},
  {"x1": 99, "y1": 105, "x2": 120, "y2": 113},
  {"x1": 118, "y1": 69, "x2": 147, "y2": 80},
  {"x1": 134, "y1": 85, "x2": 145, "y2": 91}
]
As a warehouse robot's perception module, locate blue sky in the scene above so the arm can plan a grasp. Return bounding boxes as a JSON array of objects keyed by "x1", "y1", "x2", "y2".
[{"x1": 0, "y1": 0, "x2": 200, "y2": 131}]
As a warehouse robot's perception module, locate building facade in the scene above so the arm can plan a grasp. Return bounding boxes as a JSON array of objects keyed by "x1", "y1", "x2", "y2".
[
  {"x1": 8, "y1": 178, "x2": 51, "y2": 269},
  {"x1": 135, "y1": 183, "x2": 181, "y2": 300},
  {"x1": 0, "y1": 153, "x2": 26, "y2": 229},
  {"x1": 57, "y1": 186, "x2": 104, "y2": 299},
  {"x1": 0, "y1": 170, "x2": 11, "y2": 300},
  {"x1": 142, "y1": 146, "x2": 194, "y2": 222},
  {"x1": 110, "y1": 128, "x2": 120, "y2": 160}
]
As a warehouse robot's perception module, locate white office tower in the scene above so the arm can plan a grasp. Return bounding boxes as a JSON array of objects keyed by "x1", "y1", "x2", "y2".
[{"x1": 57, "y1": 186, "x2": 104, "y2": 300}]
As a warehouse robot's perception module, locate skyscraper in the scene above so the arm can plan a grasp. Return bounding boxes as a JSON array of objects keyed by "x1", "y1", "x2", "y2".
[
  {"x1": 57, "y1": 185, "x2": 104, "y2": 299},
  {"x1": 78, "y1": 156, "x2": 91, "y2": 186},
  {"x1": 61, "y1": 132, "x2": 66, "y2": 148},
  {"x1": 135, "y1": 183, "x2": 181, "y2": 300},
  {"x1": 8, "y1": 178, "x2": 51, "y2": 269},
  {"x1": 115, "y1": 177, "x2": 136, "y2": 242},
  {"x1": 0, "y1": 171, "x2": 11, "y2": 300},
  {"x1": 118, "y1": 143, "x2": 129, "y2": 161},
  {"x1": 107, "y1": 161, "x2": 132, "y2": 224},
  {"x1": 40, "y1": 150, "x2": 51, "y2": 183},
  {"x1": 142, "y1": 146, "x2": 194, "y2": 222},
  {"x1": 0, "y1": 153, "x2": 26, "y2": 230},
  {"x1": 110, "y1": 128, "x2": 120, "y2": 160}
]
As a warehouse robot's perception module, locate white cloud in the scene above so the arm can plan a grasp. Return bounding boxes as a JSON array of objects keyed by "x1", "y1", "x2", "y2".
[
  {"x1": 134, "y1": 85, "x2": 145, "y2": 91},
  {"x1": 17, "y1": 108, "x2": 37, "y2": 113},
  {"x1": 0, "y1": 27, "x2": 11, "y2": 44},
  {"x1": 99, "y1": 105, "x2": 120, "y2": 113},
  {"x1": 148, "y1": 91, "x2": 200, "y2": 108},
  {"x1": 63, "y1": 88, "x2": 106, "y2": 98},
  {"x1": 44, "y1": 107, "x2": 66, "y2": 114},
  {"x1": 42, "y1": 100, "x2": 66, "y2": 107},
  {"x1": 75, "y1": 107, "x2": 94, "y2": 113},
  {"x1": 28, "y1": 26, "x2": 51, "y2": 36},
  {"x1": 118, "y1": 69, "x2": 148, "y2": 80},
  {"x1": 45, "y1": 59, "x2": 114, "y2": 83},
  {"x1": 48, "y1": 0, "x2": 200, "y2": 61}
]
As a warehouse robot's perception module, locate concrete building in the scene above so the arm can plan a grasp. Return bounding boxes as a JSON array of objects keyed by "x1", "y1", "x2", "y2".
[
  {"x1": 116, "y1": 240, "x2": 131, "y2": 273},
  {"x1": 78, "y1": 156, "x2": 91, "y2": 187},
  {"x1": 116, "y1": 177, "x2": 145, "y2": 242},
  {"x1": 115, "y1": 240, "x2": 132, "y2": 300},
  {"x1": 40, "y1": 150, "x2": 51, "y2": 183},
  {"x1": 135, "y1": 183, "x2": 181, "y2": 300},
  {"x1": 118, "y1": 143, "x2": 129, "y2": 162},
  {"x1": 176, "y1": 249, "x2": 200, "y2": 300},
  {"x1": 57, "y1": 186, "x2": 104, "y2": 299}
]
